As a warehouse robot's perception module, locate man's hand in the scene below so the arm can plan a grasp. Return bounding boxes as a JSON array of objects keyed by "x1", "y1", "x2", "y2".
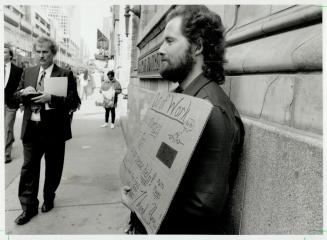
[
  {"x1": 31, "y1": 92, "x2": 51, "y2": 103},
  {"x1": 21, "y1": 86, "x2": 36, "y2": 96},
  {"x1": 121, "y1": 186, "x2": 134, "y2": 211}
]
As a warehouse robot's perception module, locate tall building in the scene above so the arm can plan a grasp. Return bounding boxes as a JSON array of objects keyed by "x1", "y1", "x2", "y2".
[
  {"x1": 4, "y1": 5, "x2": 51, "y2": 67},
  {"x1": 41, "y1": 5, "x2": 81, "y2": 69},
  {"x1": 102, "y1": 17, "x2": 110, "y2": 39}
]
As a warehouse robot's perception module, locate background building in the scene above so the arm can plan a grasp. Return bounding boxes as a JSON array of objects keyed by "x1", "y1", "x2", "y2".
[
  {"x1": 41, "y1": 5, "x2": 81, "y2": 71},
  {"x1": 104, "y1": 5, "x2": 132, "y2": 94},
  {"x1": 119, "y1": 4, "x2": 322, "y2": 234},
  {"x1": 4, "y1": 5, "x2": 51, "y2": 67},
  {"x1": 4, "y1": 5, "x2": 86, "y2": 72}
]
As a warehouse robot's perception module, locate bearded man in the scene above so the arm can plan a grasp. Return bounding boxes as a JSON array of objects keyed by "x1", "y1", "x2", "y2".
[{"x1": 122, "y1": 5, "x2": 244, "y2": 234}]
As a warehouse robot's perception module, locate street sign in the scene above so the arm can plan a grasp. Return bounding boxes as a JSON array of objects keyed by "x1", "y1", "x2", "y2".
[{"x1": 120, "y1": 91, "x2": 212, "y2": 234}]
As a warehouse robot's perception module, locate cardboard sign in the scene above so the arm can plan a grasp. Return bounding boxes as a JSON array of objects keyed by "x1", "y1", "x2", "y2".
[{"x1": 120, "y1": 91, "x2": 213, "y2": 234}]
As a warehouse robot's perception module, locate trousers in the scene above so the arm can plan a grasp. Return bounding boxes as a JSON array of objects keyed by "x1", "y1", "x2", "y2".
[
  {"x1": 18, "y1": 121, "x2": 66, "y2": 211},
  {"x1": 105, "y1": 107, "x2": 115, "y2": 123},
  {"x1": 5, "y1": 105, "x2": 17, "y2": 161}
]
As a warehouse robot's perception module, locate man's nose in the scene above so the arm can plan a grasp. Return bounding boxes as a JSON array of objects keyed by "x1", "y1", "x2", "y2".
[{"x1": 158, "y1": 42, "x2": 166, "y2": 56}]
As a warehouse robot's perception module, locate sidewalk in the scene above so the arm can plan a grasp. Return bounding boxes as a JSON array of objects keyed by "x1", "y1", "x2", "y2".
[{"x1": 5, "y1": 95, "x2": 131, "y2": 234}]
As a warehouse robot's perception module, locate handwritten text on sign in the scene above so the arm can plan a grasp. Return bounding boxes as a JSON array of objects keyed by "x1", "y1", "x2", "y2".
[{"x1": 120, "y1": 91, "x2": 212, "y2": 233}]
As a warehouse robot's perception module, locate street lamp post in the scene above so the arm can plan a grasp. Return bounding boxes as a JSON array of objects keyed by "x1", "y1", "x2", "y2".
[{"x1": 124, "y1": 5, "x2": 140, "y2": 37}]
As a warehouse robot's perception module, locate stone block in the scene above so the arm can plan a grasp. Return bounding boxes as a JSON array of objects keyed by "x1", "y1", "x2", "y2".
[
  {"x1": 226, "y1": 24, "x2": 322, "y2": 73},
  {"x1": 236, "y1": 5, "x2": 271, "y2": 28},
  {"x1": 208, "y1": 5, "x2": 225, "y2": 21},
  {"x1": 228, "y1": 74, "x2": 322, "y2": 134},
  {"x1": 229, "y1": 75, "x2": 275, "y2": 118},
  {"x1": 222, "y1": 5, "x2": 238, "y2": 30},
  {"x1": 260, "y1": 75, "x2": 295, "y2": 124},
  {"x1": 238, "y1": 118, "x2": 322, "y2": 234},
  {"x1": 292, "y1": 31, "x2": 322, "y2": 70},
  {"x1": 292, "y1": 74, "x2": 322, "y2": 134}
]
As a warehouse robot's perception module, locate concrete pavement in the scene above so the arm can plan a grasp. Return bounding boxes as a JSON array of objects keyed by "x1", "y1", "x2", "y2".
[{"x1": 5, "y1": 93, "x2": 131, "y2": 234}]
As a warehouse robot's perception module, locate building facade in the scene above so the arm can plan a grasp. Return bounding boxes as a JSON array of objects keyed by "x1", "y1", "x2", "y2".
[
  {"x1": 4, "y1": 5, "x2": 82, "y2": 71},
  {"x1": 4, "y1": 5, "x2": 51, "y2": 67},
  {"x1": 121, "y1": 4, "x2": 322, "y2": 234},
  {"x1": 41, "y1": 5, "x2": 81, "y2": 70},
  {"x1": 105, "y1": 5, "x2": 132, "y2": 92}
]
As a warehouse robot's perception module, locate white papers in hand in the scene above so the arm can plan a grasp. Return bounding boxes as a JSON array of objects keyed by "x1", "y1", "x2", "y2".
[
  {"x1": 44, "y1": 77, "x2": 68, "y2": 97},
  {"x1": 44, "y1": 77, "x2": 68, "y2": 110}
]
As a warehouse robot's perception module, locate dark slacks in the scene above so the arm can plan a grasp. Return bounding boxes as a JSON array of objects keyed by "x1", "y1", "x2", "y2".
[
  {"x1": 105, "y1": 107, "x2": 115, "y2": 123},
  {"x1": 18, "y1": 120, "x2": 66, "y2": 211},
  {"x1": 5, "y1": 105, "x2": 17, "y2": 161}
]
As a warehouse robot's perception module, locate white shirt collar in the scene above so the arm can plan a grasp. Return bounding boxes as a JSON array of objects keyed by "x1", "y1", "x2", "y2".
[
  {"x1": 5, "y1": 61, "x2": 11, "y2": 68},
  {"x1": 39, "y1": 63, "x2": 54, "y2": 77},
  {"x1": 4, "y1": 62, "x2": 11, "y2": 87}
]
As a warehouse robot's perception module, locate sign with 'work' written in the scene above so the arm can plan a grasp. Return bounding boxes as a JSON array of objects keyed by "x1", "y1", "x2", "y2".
[{"x1": 120, "y1": 91, "x2": 213, "y2": 234}]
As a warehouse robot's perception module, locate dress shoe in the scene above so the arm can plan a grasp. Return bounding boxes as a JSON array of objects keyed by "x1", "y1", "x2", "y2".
[
  {"x1": 15, "y1": 210, "x2": 38, "y2": 225},
  {"x1": 41, "y1": 202, "x2": 54, "y2": 213}
]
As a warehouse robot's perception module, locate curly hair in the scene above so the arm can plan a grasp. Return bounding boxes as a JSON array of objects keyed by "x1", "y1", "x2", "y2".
[{"x1": 166, "y1": 5, "x2": 226, "y2": 84}]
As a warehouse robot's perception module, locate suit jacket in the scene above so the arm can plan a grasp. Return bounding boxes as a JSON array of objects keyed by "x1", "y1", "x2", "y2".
[
  {"x1": 15, "y1": 64, "x2": 78, "y2": 142},
  {"x1": 158, "y1": 74, "x2": 244, "y2": 234},
  {"x1": 5, "y1": 63, "x2": 23, "y2": 109}
]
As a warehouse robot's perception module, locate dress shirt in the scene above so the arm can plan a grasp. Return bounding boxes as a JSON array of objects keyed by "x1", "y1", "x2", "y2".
[
  {"x1": 4, "y1": 62, "x2": 11, "y2": 87},
  {"x1": 38, "y1": 64, "x2": 54, "y2": 86},
  {"x1": 38, "y1": 64, "x2": 54, "y2": 110}
]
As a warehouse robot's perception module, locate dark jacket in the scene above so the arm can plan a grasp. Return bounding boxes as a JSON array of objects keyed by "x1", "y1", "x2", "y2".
[
  {"x1": 130, "y1": 74, "x2": 244, "y2": 234},
  {"x1": 14, "y1": 64, "x2": 78, "y2": 142},
  {"x1": 5, "y1": 63, "x2": 23, "y2": 109},
  {"x1": 159, "y1": 74, "x2": 244, "y2": 234}
]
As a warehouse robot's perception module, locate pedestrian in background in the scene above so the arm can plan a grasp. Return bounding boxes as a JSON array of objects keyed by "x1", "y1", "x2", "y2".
[
  {"x1": 4, "y1": 43, "x2": 23, "y2": 164},
  {"x1": 121, "y1": 5, "x2": 244, "y2": 234},
  {"x1": 13, "y1": 36, "x2": 79, "y2": 225},
  {"x1": 100, "y1": 70, "x2": 121, "y2": 128},
  {"x1": 80, "y1": 69, "x2": 90, "y2": 100}
]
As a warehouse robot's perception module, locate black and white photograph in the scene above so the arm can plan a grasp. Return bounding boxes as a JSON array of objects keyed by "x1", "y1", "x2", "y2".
[{"x1": 1, "y1": 0, "x2": 324, "y2": 239}]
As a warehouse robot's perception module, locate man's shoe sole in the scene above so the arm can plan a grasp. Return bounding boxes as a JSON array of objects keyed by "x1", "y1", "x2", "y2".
[{"x1": 15, "y1": 211, "x2": 38, "y2": 225}]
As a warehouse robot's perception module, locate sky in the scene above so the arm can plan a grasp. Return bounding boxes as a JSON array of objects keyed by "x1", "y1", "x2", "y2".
[{"x1": 79, "y1": 4, "x2": 110, "y2": 56}]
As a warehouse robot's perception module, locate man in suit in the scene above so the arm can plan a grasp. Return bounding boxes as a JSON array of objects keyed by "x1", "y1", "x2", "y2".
[
  {"x1": 14, "y1": 36, "x2": 78, "y2": 225},
  {"x1": 122, "y1": 5, "x2": 244, "y2": 234},
  {"x1": 4, "y1": 43, "x2": 23, "y2": 164}
]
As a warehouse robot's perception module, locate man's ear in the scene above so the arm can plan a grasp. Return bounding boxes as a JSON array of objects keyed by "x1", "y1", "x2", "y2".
[{"x1": 193, "y1": 39, "x2": 203, "y2": 56}]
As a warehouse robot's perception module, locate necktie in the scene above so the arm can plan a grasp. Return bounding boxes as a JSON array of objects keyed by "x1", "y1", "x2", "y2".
[
  {"x1": 37, "y1": 71, "x2": 46, "y2": 91},
  {"x1": 31, "y1": 70, "x2": 45, "y2": 121}
]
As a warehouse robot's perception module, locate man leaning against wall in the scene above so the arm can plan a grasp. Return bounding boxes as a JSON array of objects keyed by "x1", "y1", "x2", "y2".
[{"x1": 121, "y1": 5, "x2": 244, "y2": 234}]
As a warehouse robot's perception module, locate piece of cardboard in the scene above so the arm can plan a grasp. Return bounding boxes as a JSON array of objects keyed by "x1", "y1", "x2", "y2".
[
  {"x1": 44, "y1": 77, "x2": 68, "y2": 97},
  {"x1": 120, "y1": 91, "x2": 213, "y2": 234}
]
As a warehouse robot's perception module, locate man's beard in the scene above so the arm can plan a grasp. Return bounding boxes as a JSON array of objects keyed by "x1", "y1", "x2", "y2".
[{"x1": 159, "y1": 46, "x2": 194, "y2": 83}]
